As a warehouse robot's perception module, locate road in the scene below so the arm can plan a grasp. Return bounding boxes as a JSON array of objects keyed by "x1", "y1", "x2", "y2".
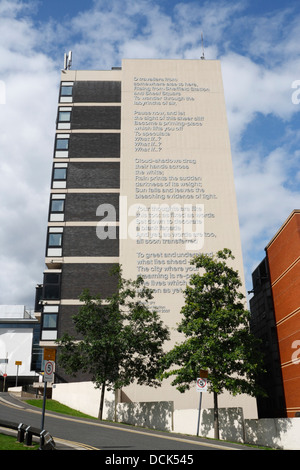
[{"x1": 0, "y1": 392, "x2": 258, "y2": 455}]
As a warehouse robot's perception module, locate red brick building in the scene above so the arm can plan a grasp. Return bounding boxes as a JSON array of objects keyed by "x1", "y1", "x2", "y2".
[
  {"x1": 250, "y1": 210, "x2": 300, "y2": 417},
  {"x1": 266, "y1": 210, "x2": 300, "y2": 417}
]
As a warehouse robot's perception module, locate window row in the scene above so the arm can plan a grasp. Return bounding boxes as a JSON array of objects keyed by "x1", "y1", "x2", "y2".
[
  {"x1": 41, "y1": 304, "x2": 59, "y2": 340},
  {"x1": 54, "y1": 132, "x2": 121, "y2": 159},
  {"x1": 59, "y1": 80, "x2": 122, "y2": 104},
  {"x1": 56, "y1": 105, "x2": 121, "y2": 130}
]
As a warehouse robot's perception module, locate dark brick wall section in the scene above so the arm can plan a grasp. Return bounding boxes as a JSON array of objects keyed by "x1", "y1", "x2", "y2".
[
  {"x1": 63, "y1": 226, "x2": 119, "y2": 257},
  {"x1": 69, "y1": 133, "x2": 120, "y2": 158},
  {"x1": 73, "y1": 81, "x2": 121, "y2": 103},
  {"x1": 64, "y1": 193, "x2": 119, "y2": 221},
  {"x1": 60, "y1": 263, "x2": 119, "y2": 300},
  {"x1": 57, "y1": 304, "x2": 80, "y2": 338},
  {"x1": 71, "y1": 106, "x2": 120, "y2": 129},
  {"x1": 56, "y1": 303, "x2": 96, "y2": 382},
  {"x1": 67, "y1": 162, "x2": 120, "y2": 189}
]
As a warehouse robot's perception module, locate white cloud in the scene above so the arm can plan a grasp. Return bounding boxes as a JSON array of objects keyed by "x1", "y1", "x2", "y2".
[
  {"x1": 0, "y1": 0, "x2": 59, "y2": 306},
  {"x1": 1, "y1": 0, "x2": 300, "y2": 307}
]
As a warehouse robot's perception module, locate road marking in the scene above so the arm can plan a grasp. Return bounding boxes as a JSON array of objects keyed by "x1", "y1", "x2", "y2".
[
  {"x1": 0, "y1": 397, "x2": 24, "y2": 409},
  {"x1": 54, "y1": 437, "x2": 98, "y2": 450}
]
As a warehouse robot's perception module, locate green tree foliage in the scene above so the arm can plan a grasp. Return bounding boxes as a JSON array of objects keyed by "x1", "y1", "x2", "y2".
[
  {"x1": 160, "y1": 249, "x2": 266, "y2": 438},
  {"x1": 56, "y1": 266, "x2": 170, "y2": 419}
]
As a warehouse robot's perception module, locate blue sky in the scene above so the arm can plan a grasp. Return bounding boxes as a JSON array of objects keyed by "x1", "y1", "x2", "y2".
[{"x1": 0, "y1": 0, "x2": 300, "y2": 307}]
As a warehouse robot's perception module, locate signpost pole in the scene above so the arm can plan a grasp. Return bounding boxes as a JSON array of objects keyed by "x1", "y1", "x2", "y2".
[
  {"x1": 41, "y1": 379, "x2": 47, "y2": 431},
  {"x1": 196, "y1": 392, "x2": 202, "y2": 436},
  {"x1": 41, "y1": 349, "x2": 56, "y2": 431},
  {"x1": 196, "y1": 370, "x2": 208, "y2": 437},
  {"x1": 15, "y1": 361, "x2": 22, "y2": 387}
]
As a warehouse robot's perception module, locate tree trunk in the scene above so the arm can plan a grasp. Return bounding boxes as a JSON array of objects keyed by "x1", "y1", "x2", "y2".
[
  {"x1": 213, "y1": 391, "x2": 219, "y2": 440},
  {"x1": 98, "y1": 382, "x2": 106, "y2": 420}
]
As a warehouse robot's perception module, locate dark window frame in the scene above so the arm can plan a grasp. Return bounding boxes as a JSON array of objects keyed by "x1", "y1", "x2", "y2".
[
  {"x1": 53, "y1": 167, "x2": 67, "y2": 181},
  {"x1": 47, "y1": 232, "x2": 63, "y2": 248},
  {"x1": 42, "y1": 313, "x2": 58, "y2": 330},
  {"x1": 58, "y1": 109, "x2": 72, "y2": 123},
  {"x1": 55, "y1": 137, "x2": 69, "y2": 150},
  {"x1": 50, "y1": 198, "x2": 65, "y2": 213},
  {"x1": 60, "y1": 85, "x2": 73, "y2": 97}
]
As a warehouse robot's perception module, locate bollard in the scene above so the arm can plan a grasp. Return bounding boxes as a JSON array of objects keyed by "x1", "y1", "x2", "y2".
[
  {"x1": 24, "y1": 425, "x2": 33, "y2": 446},
  {"x1": 17, "y1": 423, "x2": 26, "y2": 443},
  {"x1": 40, "y1": 429, "x2": 56, "y2": 450}
]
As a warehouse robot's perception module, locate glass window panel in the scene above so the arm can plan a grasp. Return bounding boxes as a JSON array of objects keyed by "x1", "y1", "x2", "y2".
[
  {"x1": 61, "y1": 86, "x2": 73, "y2": 96},
  {"x1": 43, "y1": 313, "x2": 58, "y2": 329},
  {"x1": 56, "y1": 139, "x2": 69, "y2": 150},
  {"x1": 51, "y1": 199, "x2": 64, "y2": 212},
  {"x1": 48, "y1": 233, "x2": 62, "y2": 246},
  {"x1": 43, "y1": 285, "x2": 60, "y2": 300},
  {"x1": 58, "y1": 111, "x2": 71, "y2": 122},
  {"x1": 44, "y1": 273, "x2": 60, "y2": 284},
  {"x1": 53, "y1": 168, "x2": 67, "y2": 180}
]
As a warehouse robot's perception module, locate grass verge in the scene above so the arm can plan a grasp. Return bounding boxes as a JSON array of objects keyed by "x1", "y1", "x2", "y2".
[
  {"x1": 0, "y1": 433, "x2": 39, "y2": 450},
  {"x1": 25, "y1": 399, "x2": 96, "y2": 419}
]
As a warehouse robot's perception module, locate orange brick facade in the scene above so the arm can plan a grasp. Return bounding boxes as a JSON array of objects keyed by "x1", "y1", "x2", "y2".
[{"x1": 266, "y1": 210, "x2": 300, "y2": 417}]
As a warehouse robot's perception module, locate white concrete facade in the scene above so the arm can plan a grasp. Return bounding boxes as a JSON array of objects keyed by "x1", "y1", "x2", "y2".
[{"x1": 119, "y1": 59, "x2": 254, "y2": 414}]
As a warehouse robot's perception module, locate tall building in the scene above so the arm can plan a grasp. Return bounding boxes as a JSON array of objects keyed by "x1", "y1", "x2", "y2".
[
  {"x1": 249, "y1": 259, "x2": 286, "y2": 417},
  {"x1": 250, "y1": 210, "x2": 300, "y2": 417},
  {"x1": 35, "y1": 58, "x2": 256, "y2": 414}
]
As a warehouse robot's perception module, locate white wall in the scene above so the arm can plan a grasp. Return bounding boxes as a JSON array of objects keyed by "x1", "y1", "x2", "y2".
[
  {"x1": 117, "y1": 401, "x2": 173, "y2": 431},
  {"x1": 0, "y1": 328, "x2": 36, "y2": 377},
  {"x1": 173, "y1": 407, "x2": 245, "y2": 442},
  {"x1": 0, "y1": 305, "x2": 25, "y2": 318},
  {"x1": 52, "y1": 381, "x2": 300, "y2": 450},
  {"x1": 52, "y1": 381, "x2": 115, "y2": 419},
  {"x1": 245, "y1": 417, "x2": 300, "y2": 450}
]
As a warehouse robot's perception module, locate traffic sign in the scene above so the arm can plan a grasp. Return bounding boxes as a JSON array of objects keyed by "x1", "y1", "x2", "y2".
[
  {"x1": 15, "y1": 361, "x2": 22, "y2": 366},
  {"x1": 44, "y1": 361, "x2": 55, "y2": 382},
  {"x1": 199, "y1": 369, "x2": 208, "y2": 378},
  {"x1": 196, "y1": 377, "x2": 208, "y2": 392},
  {"x1": 44, "y1": 348, "x2": 56, "y2": 361}
]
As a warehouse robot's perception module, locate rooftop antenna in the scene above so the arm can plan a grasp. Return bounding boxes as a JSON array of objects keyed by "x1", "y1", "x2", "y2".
[
  {"x1": 67, "y1": 51, "x2": 72, "y2": 69},
  {"x1": 200, "y1": 33, "x2": 205, "y2": 60},
  {"x1": 63, "y1": 51, "x2": 72, "y2": 71}
]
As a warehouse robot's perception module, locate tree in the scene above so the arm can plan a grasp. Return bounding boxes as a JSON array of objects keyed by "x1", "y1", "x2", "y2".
[
  {"x1": 56, "y1": 266, "x2": 170, "y2": 420},
  {"x1": 160, "y1": 248, "x2": 266, "y2": 439}
]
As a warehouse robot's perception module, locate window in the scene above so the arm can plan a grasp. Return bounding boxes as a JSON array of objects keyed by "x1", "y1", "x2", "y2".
[
  {"x1": 61, "y1": 86, "x2": 73, "y2": 96},
  {"x1": 43, "y1": 273, "x2": 61, "y2": 300},
  {"x1": 58, "y1": 110, "x2": 71, "y2": 122},
  {"x1": 53, "y1": 168, "x2": 67, "y2": 180},
  {"x1": 56, "y1": 138, "x2": 69, "y2": 150},
  {"x1": 42, "y1": 313, "x2": 58, "y2": 329},
  {"x1": 52, "y1": 163, "x2": 67, "y2": 189},
  {"x1": 59, "y1": 82, "x2": 73, "y2": 103},
  {"x1": 49, "y1": 194, "x2": 66, "y2": 222},
  {"x1": 57, "y1": 107, "x2": 72, "y2": 129},
  {"x1": 48, "y1": 233, "x2": 62, "y2": 247},
  {"x1": 50, "y1": 199, "x2": 64, "y2": 212},
  {"x1": 54, "y1": 134, "x2": 70, "y2": 158}
]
